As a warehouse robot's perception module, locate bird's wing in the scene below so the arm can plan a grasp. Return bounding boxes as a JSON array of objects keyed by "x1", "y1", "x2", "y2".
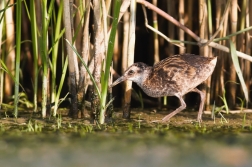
[{"x1": 153, "y1": 55, "x2": 197, "y2": 79}]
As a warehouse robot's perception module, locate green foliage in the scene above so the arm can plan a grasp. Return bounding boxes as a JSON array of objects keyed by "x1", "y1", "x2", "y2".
[
  {"x1": 237, "y1": 97, "x2": 245, "y2": 112},
  {"x1": 26, "y1": 120, "x2": 43, "y2": 132},
  {"x1": 229, "y1": 40, "x2": 248, "y2": 107},
  {"x1": 216, "y1": 81, "x2": 239, "y2": 114},
  {"x1": 65, "y1": 39, "x2": 101, "y2": 98},
  {"x1": 99, "y1": 0, "x2": 122, "y2": 124}
]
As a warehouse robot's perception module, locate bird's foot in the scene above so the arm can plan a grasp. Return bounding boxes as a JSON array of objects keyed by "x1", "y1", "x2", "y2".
[
  {"x1": 197, "y1": 115, "x2": 203, "y2": 123},
  {"x1": 161, "y1": 115, "x2": 173, "y2": 122},
  {"x1": 151, "y1": 119, "x2": 162, "y2": 123}
]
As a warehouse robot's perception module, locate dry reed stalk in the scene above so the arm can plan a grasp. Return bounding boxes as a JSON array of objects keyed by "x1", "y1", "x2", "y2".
[
  {"x1": 93, "y1": 0, "x2": 104, "y2": 85},
  {"x1": 238, "y1": 0, "x2": 250, "y2": 103},
  {"x1": 152, "y1": 0, "x2": 159, "y2": 63},
  {"x1": 101, "y1": 0, "x2": 108, "y2": 58},
  {"x1": 199, "y1": 0, "x2": 210, "y2": 109},
  {"x1": 121, "y1": 11, "x2": 130, "y2": 106},
  {"x1": 179, "y1": 0, "x2": 185, "y2": 54},
  {"x1": 237, "y1": 0, "x2": 245, "y2": 52},
  {"x1": 208, "y1": 0, "x2": 230, "y2": 105},
  {"x1": 105, "y1": 0, "x2": 112, "y2": 15},
  {"x1": 0, "y1": 0, "x2": 3, "y2": 107},
  {"x1": 123, "y1": 0, "x2": 136, "y2": 118},
  {"x1": 142, "y1": 5, "x2": 180, "y2": 48},
  {"x1": 122, "y1": 12, "x2": 129, "y2": 73},
  {"x1": 63, "y1": 0, "x2": 79, "y2": 118},
  {"x1": 205, "y1": 0, "x2": 213, "y2": 109},
  {"x1": 74, "y1": 0, "x2": 83, "y2": 55},
  {"x1": 113, "y1": 30, "x2": 119, "y2": 70},
  {"x1": 137, "y1": 0, "x2": 252, "y2": 62},
  {"x1": 68, "y1": 1, "x2": 80, "y2": 86},
  {"x1": 244, "y1": 1, "x2": 252, "y2": 96},
  {"x1": 217, "y1": 0, "x2": 229, "y2": 105},
  {"x1": 4, "y1": 0, "x2": 15, "y2": 101},
  {"x1": 227, "y1": 0, "x2": 238, "y2": 108},
  {"x1": 249, "y1": 0, "x2": 252, "y2": 54},
  {"x1": 152, "y1": 0, "x2": 162, "y2": 108},
  {"x1": 21, "y1": 4, "x2": 33, "y2": 95},
  {"x1": 237, "y1": 0, "x2": 245, "y2": 101},
  {"x1": 243, "y1": 0, "x2": 251, "y2": 102},
  {"x1": 92, "y1": 0, "x2": 104, "y2": 118},
  {"x1": 212, "y1": 0, "x2": 225, "y2": 105},
  {"x1": 202, "y1": 0, "x2": 231, "y2": 47},
  {"x1": 167, "y1": 0, "x2": 175, "y2": 57},
  {"x1": 199, "y1": 0, "x2": 208, "y2": 55},
  {"x1": 186, "y1": 0, "x2": 193, "y2": 53},
  {"x1": 34, "y1": 0, "x2": 42, "y2": 104},
  {"x1": 212, "y1": 0, "x2": 230, "y2": 105},
  {"x1": 79, "y1": 0, "x2": 91, "y2": 118},
  {"x1": 105, "y1": 0, "x2": 111, "y2": 29}
]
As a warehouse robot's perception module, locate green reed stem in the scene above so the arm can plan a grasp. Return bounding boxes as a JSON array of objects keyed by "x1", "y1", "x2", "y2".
[
  {"x1": 53, "y1": 57, "x2": 68, "y2": 116},
  {"x1": 41, "y1": 0, "x2": 55, "y2": 118},
  {"x1": 99, "y1": 0, "x2": 121, "y2": 124},
  {"x1": 213, "y1": 26, "x2": 252, "y2": 42},
  {"x1": 51, "y1": 0, "x2": 63, "y2": 111},
  {"x1": 13, "y1": 0, "x2": 21, "y2": 118},
  {"x1": 240, "y1": 0, "x2": 246, "y2": 30},
  {"x1": 30, "y1": 0, "x2": 38, "y2": 112},
  {"x1": 41, "y1": 0, "x2": 48, "y2": 118}
]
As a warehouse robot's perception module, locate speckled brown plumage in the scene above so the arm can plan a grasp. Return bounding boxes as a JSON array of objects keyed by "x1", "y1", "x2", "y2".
[{"x1": 110, "y1": 53, "x2": 217, "y2": 122}]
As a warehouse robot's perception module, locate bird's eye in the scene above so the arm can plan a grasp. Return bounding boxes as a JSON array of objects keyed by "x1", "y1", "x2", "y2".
[{"x1": 128, "y1": 70, "x2": 134, "y2": 75}]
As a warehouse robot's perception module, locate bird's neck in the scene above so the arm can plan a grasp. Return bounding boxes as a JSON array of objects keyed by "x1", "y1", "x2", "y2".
[{"x1": 135, "y1": 67, "x2": 152, "y2": 86}]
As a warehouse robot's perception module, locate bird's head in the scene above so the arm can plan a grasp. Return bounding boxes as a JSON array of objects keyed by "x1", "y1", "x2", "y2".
[{"x1": 110, "y1": 62, "x2": 150, "y2": 88}]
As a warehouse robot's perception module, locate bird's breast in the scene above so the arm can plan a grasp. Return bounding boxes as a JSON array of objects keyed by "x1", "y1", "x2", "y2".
[{"x1": 138, "y1": 79, "x2": 179, "y2": 97}]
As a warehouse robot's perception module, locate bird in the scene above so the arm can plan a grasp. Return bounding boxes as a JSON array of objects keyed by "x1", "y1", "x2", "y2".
[{"x1": 110, "y1": 53, "x2": 217, "y2": 122}]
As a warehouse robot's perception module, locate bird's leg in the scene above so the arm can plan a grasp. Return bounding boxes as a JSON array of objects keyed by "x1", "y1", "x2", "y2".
[
  {"x1": 191, "y1": 88, "x2": 205, "y2": 122},
  {"x1": 162, "y1": 93, "x2": 186, "y2": 122}
]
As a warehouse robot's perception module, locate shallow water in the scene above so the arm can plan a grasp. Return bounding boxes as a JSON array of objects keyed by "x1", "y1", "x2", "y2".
[
  {"x1": 0, "y1": 109, "x2": 252, "y2": 167},
  {"x1": 0, "y1": 131, "x2": 252, "y2": 167}
]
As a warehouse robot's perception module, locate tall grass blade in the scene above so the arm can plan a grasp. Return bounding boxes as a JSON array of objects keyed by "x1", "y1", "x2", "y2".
[
  {"x1": 30, "y1": 0, "x2": 39, "y2": 112},
  {"x1": 51, "y1": 0, "x2": 63, "y2": 107},
  {"x1": 65, "y1": 39, "x2": 101, "y2": 99},
  {"x1": 53, "y1": 57, "x2": 68, "y2": 116},
  {"x1": 100, "y1": 0, "x2": 121, "y2": 124},
  {"x1": 0, "y1": 0, "x2": 10, "y2": 24},
  {"x1": 229, "y1": 40, "x2": 249, "y2": 107},
  {"x1": 0, "y1": 60, "x2": 25, "y2": 91}
]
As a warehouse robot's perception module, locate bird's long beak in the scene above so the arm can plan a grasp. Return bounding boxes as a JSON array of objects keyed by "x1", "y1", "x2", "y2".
[{"x1": 109, "y1": 76, "x2": 127, "y2": 88}]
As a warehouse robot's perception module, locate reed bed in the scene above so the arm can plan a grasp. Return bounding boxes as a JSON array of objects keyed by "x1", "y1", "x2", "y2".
[{"x1": 0, "y1": 0, "x2": 251, "y2": 124}]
